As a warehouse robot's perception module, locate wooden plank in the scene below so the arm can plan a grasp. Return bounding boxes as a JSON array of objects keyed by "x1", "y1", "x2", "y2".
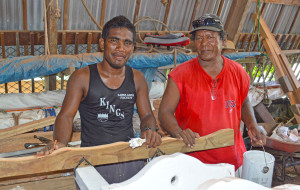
[
  {"x1": 0, "y1": 131, "x2": 81, "y2": 153},
  {"x1": 236, "y1": 33, "x2": 245, "y2": 50},
  {"x1": 261, "y1": 2, "x2": 267, "y2": 15},
  {"x1": 1, "y1": 175, "x2": 76, "y2": 190},
  {"x1": 60, "y1": 72, "x2": 64, "y2": 90},
  {"x1": 87, "y1": 32, "x2": 92, "y2": 53},
  {"x1": 262, "y1": 38, "x2": 285, "y2": 79},
  {"x1": 282, "y1": 35, "x2": 292, "y2": 50},
  {"x1": 252, "y1": 0, "x2": 300, "y2": 6},
  {"x1": 189, "y1": 0, "x2": 200, "y2": 31},
  {"x1": 1, "y1": 32, "x2": 5, "y2": 58},
  {"x1": 241, "y1": 33, "x2": 251, "y2": 50},
  {"x1": 74, "y1": 32, "x2": 79, "y2": 54},
  {"x1": 217, "y1": 0, "x2": 225, "y2": 17},
  {"x1": 4, "y1": 83, "x2": 8, "y2": 93},
  {"x1": 254, "y1": 103, "x2": 276, "y2": 125},
  {"x1": 100, "y1": 0, "x2": 106, "y2": 27},
  {"x1": 133, "y1": 0, "x2": 142, "y2": 24},
  {"x1": 296, "y1": 36, "x2": 300, "y2": 49},
  {"x1": 0, "y1": 129, "x2": 234, "y2": 179},
  {"x1": 63, "y1": 0, "x2": 69, "y2": 30},
  {"x1": 162, "y1": 0, "x2": 172, "y2": 31},
  {"x1": 224, "y1": 0, "x2": 252, "y2": 44},
  {"x1": 22, "y1": 0, "x2": 28, "y2": 30},
  {"x1": 62, "y1": 32, "x2": 66, "y2": 54},
  {"x1": 289, "y1": 34, "x2": 297, "y2": 50},
  {"x1": 22, "y1": 0, "x2": 29, "y2": 56},
  {"x1": 255, "y1": 14, "x2": 300, "y2": 89},
  {"x1": 31, "y1": 79, "x2": 35, "y2": 93},
  {"x1": 30, "y1": 32, "x2": 34, "y2": 56},
  {"x1": 0, "y1": 117, "x2": 56, "y2": 140},
  {"x1": 279, "y1": 34, "x2": 286, "y2": 47},
  {"x1": 18, "y1": 81, "x2": 22, "y2": 93},
  {"x1": 16, "y1": 32, "x2": 20, "y2": 57}
]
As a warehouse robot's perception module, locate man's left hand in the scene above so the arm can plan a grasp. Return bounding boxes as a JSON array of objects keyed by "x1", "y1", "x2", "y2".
[
  {"x1": 248, "y1": 125, "x2": 267, "y2": 147},
  {"x1": 140, "y1": 129, "x2": 162, "y2": 148}
]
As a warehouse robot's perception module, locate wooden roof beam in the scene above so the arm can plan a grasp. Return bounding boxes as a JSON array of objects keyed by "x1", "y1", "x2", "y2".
[
  {"x1": 63, "y1": 0, "x2": 69, "y2": 30},
  {"x1": 224, "y1": 0, "x2": 252, "y2": 45}
]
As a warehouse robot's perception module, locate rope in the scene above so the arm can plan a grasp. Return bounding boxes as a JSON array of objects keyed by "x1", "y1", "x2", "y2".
[
  {"x1": 54, "y1": 0, "x2": 61, "y2": 18},
  {"x1": 81, "y1": 0, "x2": 103, "y2": 30}
]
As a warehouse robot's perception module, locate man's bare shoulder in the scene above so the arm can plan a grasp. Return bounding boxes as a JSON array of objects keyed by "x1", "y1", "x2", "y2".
[
  {"x1": 132, "y1": 68, "x2": 148, "y2": 91},
  {"x1": 132, "y1": 68, "x2": 146, "y2": 83},
  {"x1": 132, "y1": 68, "x2": 144, "y2": 78},
  {"x1": 67, "y1": 66, "x2": 90, "y2": 87}
]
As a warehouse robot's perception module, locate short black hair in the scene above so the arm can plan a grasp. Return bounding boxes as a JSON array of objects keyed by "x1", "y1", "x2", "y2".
[
  {"x1": 190, "y1": 30, "x2": 227, "y2": 41},
  {"x1": 102, "y1": 15, "x2": 136, "y2": 44}
]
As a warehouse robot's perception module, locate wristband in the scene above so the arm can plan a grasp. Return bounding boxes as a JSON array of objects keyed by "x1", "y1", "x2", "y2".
[{"x1": 142, "y1": 127, "x2": 158, "y2": 132}]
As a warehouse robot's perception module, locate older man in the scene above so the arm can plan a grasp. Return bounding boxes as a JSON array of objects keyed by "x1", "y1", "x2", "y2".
[{"x1": 159, "y1": 14, "x2": 265, "y2": 172}]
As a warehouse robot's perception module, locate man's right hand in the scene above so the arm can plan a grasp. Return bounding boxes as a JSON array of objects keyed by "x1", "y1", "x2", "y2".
[
  {"x1": 175, "y1": 128, "x2": 200, "y2": 148},
  {"x1": 36, "y1": 140, "x2": 66, "y2": 156}
]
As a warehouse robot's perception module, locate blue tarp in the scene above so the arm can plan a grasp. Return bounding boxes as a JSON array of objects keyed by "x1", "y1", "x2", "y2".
[{"x1": 0, "y1": 52, "x2": 261, "y2": 86}]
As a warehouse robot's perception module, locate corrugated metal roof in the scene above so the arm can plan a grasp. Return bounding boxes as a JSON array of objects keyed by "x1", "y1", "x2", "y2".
[{"x1": 0, "y1": 0, "x2": 299, "y2": 34}]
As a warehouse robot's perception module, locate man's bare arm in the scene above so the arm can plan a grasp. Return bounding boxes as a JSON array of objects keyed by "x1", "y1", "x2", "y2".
[
  {"x1": 241, "y1": 96, "x2": 266, "y2": 146},
  {"x1": 37, "y1": 68, "x2": 88, "y2": 155},
  {"x1": 158, "y1": 78, "x2": 199, "y2": 148}
]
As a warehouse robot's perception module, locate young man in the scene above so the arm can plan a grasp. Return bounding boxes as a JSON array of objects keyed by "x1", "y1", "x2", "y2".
[
  {"x1": 38, "y1": 15, "x2": 161, "y2": 183},
  {"x1": 158, "y1": 14, "x2": 266, "y2": 173}
]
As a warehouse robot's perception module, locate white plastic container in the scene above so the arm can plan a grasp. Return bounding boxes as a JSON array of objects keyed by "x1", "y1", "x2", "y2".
[{"x1": 241, "y1": 150, "x2": 275, "y2": 188}]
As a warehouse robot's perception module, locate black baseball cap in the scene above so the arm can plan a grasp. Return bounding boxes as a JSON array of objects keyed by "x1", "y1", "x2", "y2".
[{"x1": 190, "y1": 14, "x2": 224, "y2": 34}]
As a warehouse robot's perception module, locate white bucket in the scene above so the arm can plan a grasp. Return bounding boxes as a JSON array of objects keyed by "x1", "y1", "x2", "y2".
[{"x1": 241, "y1": 150, "x2": 275, "y2": 188}]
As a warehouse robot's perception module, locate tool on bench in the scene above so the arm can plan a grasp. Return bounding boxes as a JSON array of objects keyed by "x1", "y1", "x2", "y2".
[
  {"x1": 24, "y1": 135, "x2": 52, "y2": 149},
  {"x1": 24, "y1": 143, "x2": 47, "y2": 149},
  {"x1": 24, "y1": 135, "x2": 81, "y2": 149}
]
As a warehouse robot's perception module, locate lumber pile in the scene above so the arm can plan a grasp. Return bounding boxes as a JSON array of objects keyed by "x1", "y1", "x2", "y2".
[{"x1": 252, "y1": 14, "x2": 300, "y2": 123}]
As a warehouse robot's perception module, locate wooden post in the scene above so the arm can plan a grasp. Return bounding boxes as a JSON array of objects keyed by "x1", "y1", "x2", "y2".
[
  {"x1": 74, "y1": 32, "x2": 79, "y2": 54},
  {"x1": 63, "y1": 0, "x2": 69, "y2": 30},
  {"x1": 189, "y1": 0, "x2": 200, "y2": 31},
  {"x1": 217, "y1": 0, "x2": 225, "y2": 17},
  {"x1": 30, "y1": 32, "x2": 34, "y2": 55},
  {"x1": 100, "y1": 0, "x2": 106, "y2": 27},
  {"x1": 62, "y1": 32, "x2": 67, "y2": 54},
  {"x1": 1, "y1": 32, "x2": 5, "y2": 58},
  {"x1": 87, "y1": 32, "x2": 92, "y2": 53},
  {"x1": 22, "y1": 0, "x2": 29, "y2": 55},
  {"x1": 162, "y1": 0, "x2": 172, "y2": 31},
  {"x1": 133, "y1": 0, "x2": 142, "y2": 24},
  {"x1": 45, "y1": 0, "x2": 60, "y2": 91}
]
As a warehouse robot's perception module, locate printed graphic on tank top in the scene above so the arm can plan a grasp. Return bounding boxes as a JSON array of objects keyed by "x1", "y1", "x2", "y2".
[{"x1": 79, "y1": 64, "x2": 136, "y2": 147}]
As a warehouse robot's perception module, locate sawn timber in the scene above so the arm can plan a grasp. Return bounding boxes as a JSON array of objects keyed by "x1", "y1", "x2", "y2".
[{"x1": 0, "y1": 128, "x2": 234, "y2": 179}]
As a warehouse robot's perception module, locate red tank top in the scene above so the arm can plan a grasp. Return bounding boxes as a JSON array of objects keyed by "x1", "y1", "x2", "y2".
[{"x1": 169, "y1": 56, "x2": 250, "y2": 170}]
